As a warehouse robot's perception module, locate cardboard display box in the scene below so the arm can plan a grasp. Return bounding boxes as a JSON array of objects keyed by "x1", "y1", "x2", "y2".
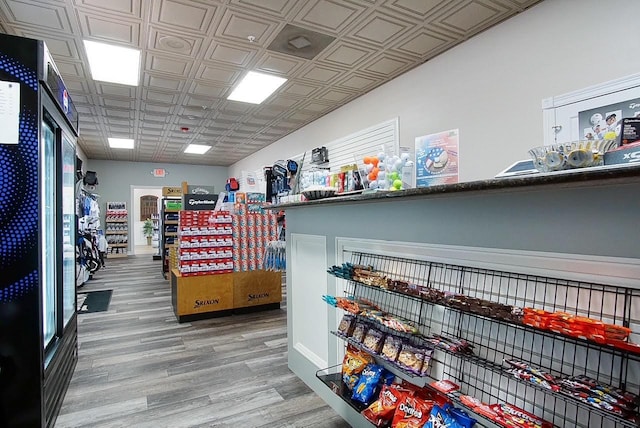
[{"x1": 233, "y1": 270, "x2": 282, "y2": 309}]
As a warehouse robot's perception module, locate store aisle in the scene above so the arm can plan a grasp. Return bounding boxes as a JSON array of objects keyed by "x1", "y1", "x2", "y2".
[{"x1": 56, "y1": 257, "x2": 348, "y2": 428}]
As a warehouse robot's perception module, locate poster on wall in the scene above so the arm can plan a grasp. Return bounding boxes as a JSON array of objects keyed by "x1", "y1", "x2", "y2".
[
  {"x1": 415, "y1": 129, "x2": 459, "y2": 188},
  {"x1": 578, "y1": 98, "x2": 640, "y2": 141}
]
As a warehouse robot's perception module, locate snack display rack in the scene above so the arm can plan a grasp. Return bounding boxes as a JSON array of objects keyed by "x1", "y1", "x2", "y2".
[
  {"x1": 160, "y1": 197, "x2": 181, "y2": 279},
  {"x1": 105, "y1": 201, "x2": 128, "y2": 258},
  {"x1": 321, "y1": 251, "x2": 640, "y2": 428}
]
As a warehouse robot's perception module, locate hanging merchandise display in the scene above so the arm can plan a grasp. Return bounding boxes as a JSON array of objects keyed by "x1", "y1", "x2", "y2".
[{"x1": 104, "y1": 202, "x2": 128, "y2": 258}]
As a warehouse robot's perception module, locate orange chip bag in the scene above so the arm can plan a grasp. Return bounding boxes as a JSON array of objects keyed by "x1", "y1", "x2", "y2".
[
  {"x1": 362, "y1": 384, "x2": 404, "y2": 427},
  {"x1": 342, "y1": 345, "x2": 372, "y2": 390}
]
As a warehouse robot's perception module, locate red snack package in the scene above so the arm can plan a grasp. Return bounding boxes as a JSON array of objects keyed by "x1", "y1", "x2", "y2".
[
  {"x1": 459, "y1": 395, "x2": 484, "y2": 409},
  {"x1": 489, "y1": 403, "x2": 553, "y2": 428},
  {"x1": 430, "y1": 379, "x2": 460, "y2": 394},
  {"x1": 391, "y1": 394, "x2": 434, "y2": 428},
  {"x1": 362, "y1": 384, "x2": 405, "y2": 427}
]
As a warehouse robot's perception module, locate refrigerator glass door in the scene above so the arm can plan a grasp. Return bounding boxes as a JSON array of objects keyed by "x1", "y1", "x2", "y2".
[
  {"x1": 42, "y1": 120, "x2": 56, "y2": 349},
  {"x1": 62, "y1": 133, "x2": 75, "y2": 325}
]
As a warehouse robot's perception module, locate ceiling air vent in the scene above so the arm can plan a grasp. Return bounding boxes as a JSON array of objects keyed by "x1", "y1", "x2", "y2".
[{"x1": 267, "y1": 24, "x2": 335, "y2": 60}]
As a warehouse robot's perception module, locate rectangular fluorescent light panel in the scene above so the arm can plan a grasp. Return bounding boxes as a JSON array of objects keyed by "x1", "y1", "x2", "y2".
[
  {"x1": 185, "y1": 144, "x2": 211, "y2": 154},
  {"x1": 108, "y1": 138, "x2": 134, "y2": 149},
  {"x1": 227, "y1": 71, "x2": 287, "y2": 104},
  {"x1": 84, "y1": 40, "x2": 140, "y2": 86}
]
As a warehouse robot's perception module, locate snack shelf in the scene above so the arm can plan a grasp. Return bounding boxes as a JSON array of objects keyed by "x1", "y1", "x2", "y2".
[
  {"x1": 105, "y1": 231, "x2": 127, "y2": 235},
  {"x1": 164, "y1": 220, "x2": 179, "y2": 225},
  {"x1": 105, "y1": 219, "x2": 127, "y2": 223},
  {"x1": 335, "y1": 275, "x2": 640, "y2": 362},
  {"x1": 330, "y1": 251, "x2": 640, "y2": 428}
]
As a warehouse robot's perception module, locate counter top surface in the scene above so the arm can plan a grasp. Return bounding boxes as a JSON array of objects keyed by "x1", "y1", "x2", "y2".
[{"x1": 272, "y1": 163, "x2": 640, "y2": 209}]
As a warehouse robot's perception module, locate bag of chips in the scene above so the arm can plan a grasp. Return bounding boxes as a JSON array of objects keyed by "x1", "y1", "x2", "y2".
[
  {"x1": 391, "y1": 394, "x2": 434, "y2": 427},
  {"x1": 342, "y1": 346, "x2": 372, "y2": 390},
  {"x1": 424, "y1": 405, "x2": 465, "y2": 428},
  {"x1": 362, "y1": 384, "x2": 405, "y2": 427},
  {"x1": 352, "y1": 364, "x2": 385, "y2": 404}
]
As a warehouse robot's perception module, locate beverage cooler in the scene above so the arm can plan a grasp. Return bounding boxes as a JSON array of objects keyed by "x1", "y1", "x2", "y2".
[{"x1": 0, "y1": 34, "x2": 79, "y2": 427}]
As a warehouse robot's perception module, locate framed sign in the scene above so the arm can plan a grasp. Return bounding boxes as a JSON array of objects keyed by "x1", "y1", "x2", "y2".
[{"x1": 415, "y1": 129, "x2": 459, "y2": 188}]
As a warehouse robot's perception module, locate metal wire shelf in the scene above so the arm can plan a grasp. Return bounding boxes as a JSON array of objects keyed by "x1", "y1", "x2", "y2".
[{"x1": 328, "y1": 251, "x2": 640, "y2": 428}]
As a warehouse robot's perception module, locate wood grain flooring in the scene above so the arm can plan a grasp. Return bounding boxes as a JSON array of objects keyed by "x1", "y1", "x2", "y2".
[{"x1": 56, "y1": 256, "x2": 348, "y2": 428}]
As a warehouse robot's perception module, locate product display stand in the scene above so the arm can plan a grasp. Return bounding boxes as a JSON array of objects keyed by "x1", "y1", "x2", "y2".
[
  {"x1": 161, "y1": 197, "x2": 181, "y2": 279},
  {"x1": 152, "y1": 213, "x2": 161, "y2": 260},
  {"x1": 105, "y1": 201, "x2": 128, "y2": 258}
]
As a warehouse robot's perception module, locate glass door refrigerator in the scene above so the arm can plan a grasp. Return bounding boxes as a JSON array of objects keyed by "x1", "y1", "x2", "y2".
[{"x1": 0, "y1": 34, "x2": 79, "y2": 427}]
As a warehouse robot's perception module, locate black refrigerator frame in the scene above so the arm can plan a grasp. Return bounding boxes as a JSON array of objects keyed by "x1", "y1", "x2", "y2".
[{"x1": 0, "y1": 33, "x2": 79, "y2": 427}]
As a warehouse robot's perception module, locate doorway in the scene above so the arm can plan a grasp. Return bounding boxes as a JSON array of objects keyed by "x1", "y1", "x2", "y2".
[{"x1": 130, "y1": 185, "x2": 163, "y2": 256}]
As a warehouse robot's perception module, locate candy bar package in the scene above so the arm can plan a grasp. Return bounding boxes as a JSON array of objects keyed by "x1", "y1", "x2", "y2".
[
  {"x1": 362, "y1": 384, "x2": 405, "y2": 427},
  {"x1": 489, "y1": 403, "x2": 553, "y2": 428},
  {"x1": 381, "y1": 335, "x2": 403, "y2": 362},
  {"x1": 560, "y1": 375, "x2": 639, "y2": 410},
  {"x1": 352, "y1": 364, "x2": 385, "y2": 404},
  {"x1": 337, "y1": 314, "x2": 356, "y2": 337},
  {"x1": 397, "y1": 344, "x2": 425, "y2": 374},
  {"x1": 420, "y1": 348, "x2": 435, "y2": 376},
  {"x1": 352, "y1": 321, "x2": 369, "y2": 343},
  {"x1": 391, "y1": 394, "x2": 434, "y2": 428},
  {"x1": 504, "y1": 359, "x2": 560, "y2": 392},
  {"x1": 363, "y1": 328, "x2": 385, "y2": 354},
  {"x1": 430, "y1": 380, "x2": 460, "y2": 394}
]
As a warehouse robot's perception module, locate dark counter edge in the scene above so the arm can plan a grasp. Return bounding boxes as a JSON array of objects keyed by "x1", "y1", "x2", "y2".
[{"x1": 268, "y1": 163, "x2": 640, "y2": 210}]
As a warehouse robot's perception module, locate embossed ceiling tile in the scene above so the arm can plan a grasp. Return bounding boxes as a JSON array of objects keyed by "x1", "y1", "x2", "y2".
[
  {"x1": 196, "y1": 63, "x2": 241, "y2": 84},
  {"x1": 229, "y1": 0, "x2": 301, "y2": 18},
  {"x1": 152, "y1": 0, "x2": 217, "y2": 34},
  {"x1": 217, "y1": 101, "x2": 254, "y2": 115},
  {"x1": 3, "y1": 1, "x2": 72, "y2": 31},
  {"x1": 77, "y1": 11, "x2": 139, "y2": 44},
  {"x1": 297, "y1": 100, "x2": 334, "y2": 113},
  {"x1": 281, "y1": 81, "x2": 321, "y2": 98},
  {"x1": 318, "y1": 40, "x2": 376, "y2": 67},
  {"x1": 104, "y1": 108, "x2": 134, "y2": 119},
  {"x1": 102, "y1": 97, "x2": 134, "y2": 109},
  {"x1": 437, "y1": 0, "x2": 508, "y2": 34},
  {"x1": 215, "y1": 8, "x2": 280, "y2": 45},
  {"x1": 318, "y1": 87, "x2": 356, "y2": 103},
  {"x1": 106, "y1": 117, "x2": 133, "y2": 126},
  {"x1": 334, "y1": 72, "x2": 381, "y2": 91},
  {"x1": 145, "y1": 89, "x2": 179, "y2": 104},
  {"x1": 347, "y1": 11, "x2": 414, "y2": 46},
  {"x1": 17, "y1": 31, "x2": 78, "y2": 58},
  {"x1": 205, "y1": 41, "x2": 257, "y2": 67},
  {"x1": 148, "y1": 26, "x2": 203, "y2": 57},
  {"x1": 293, "y1": 0, "x2": 365, "y2": 34},
  {"x1": 391, "y1": 28, "x2": 452, "y2": 58},
  {"x1": 189, "y1": 81, "x2": 227, "y2": 98},
  {"x1": 266, "y1": 96, "x2": 302, "y2": 109},
  {"x1": 255, "y1": 51, "x2": 305, "y2": 75},
  {"x1": 362, "y1": 53, "x2": 412, "y2": 76},
  {"x1": 145, "y1": 73, "x2": 185, "y2": 91},
  {"x1": 142, "y1": 102, "x2": 173, "y2": 114},
  {"x1": 382, "y1": 0, "x2": 444, "y2": 19},
  {"x1": 74, "y1": 0, "x2": 142, "y2": 18},
  {"x1": 298, "y1": 63, "x2": 343, "y2": 83},
  {"x1": 72, "y1": 94, "x2": 91, "y2": 104},
  {"x1": 55, "y1": 60, "x2": 86, "y2": 79},
  {"x1": 140, "y1": 127, "x2": 165, "y2": 135},
  {"x1": 287, "y1": 110, "x2": 317, "y2": 123},
  {"x1": 97, "y1": 83, "x2": 136, "y2": 97},
  {"x1": 146, "y1": 53, "x2": 192, "y2": 75}
]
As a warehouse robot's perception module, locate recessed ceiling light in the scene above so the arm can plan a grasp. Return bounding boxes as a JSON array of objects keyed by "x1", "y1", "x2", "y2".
[
  {"x1": 84, "y1": 40, "x2": 140, "y2": 86},
  {"x1": 185, "y1": 144, "x2": 211, "y2": 154},
  {"x1": 227, "y1": 71, "x2": 287, "y2": 104},
  {"x1": 108, "y1": 138, "x2": 134, "y2": 149}
]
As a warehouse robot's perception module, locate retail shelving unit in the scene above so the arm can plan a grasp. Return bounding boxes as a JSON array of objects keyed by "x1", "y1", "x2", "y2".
[
  {"x1": 160, "y1": 197, "x2": 181, "y2": 279},
  {"x1": 105, "y1": 201, "x2": 128, "y2": 259},
  {"x1": 152, "y1": 213, "x2": 161, "y2": 260},
  {"x1": 277, "y1": 165, "x2": 640, "y2": 428},
  {"x1": 322, "y1": 253, "x2": 640, "y2": 428}
]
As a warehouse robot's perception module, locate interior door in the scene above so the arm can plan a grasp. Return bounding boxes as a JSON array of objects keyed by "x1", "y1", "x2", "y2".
[
  {"x1": 41, "y1": 116, "x2": 56, "y2": 353},
  {"x1": 61, "y1": 131, "x2": 76, "y2": 326}
]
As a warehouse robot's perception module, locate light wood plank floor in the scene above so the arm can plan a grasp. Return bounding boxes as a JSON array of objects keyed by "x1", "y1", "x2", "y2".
[{"x1": 56, "y1": 256, "x2": 348, "y2": 428}]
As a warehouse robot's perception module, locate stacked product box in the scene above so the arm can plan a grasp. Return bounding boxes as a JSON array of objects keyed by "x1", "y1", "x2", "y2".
[
  {"x1": 231, "y1": 193, "x2": 278, "y2": 272},
  {"x1": 178, "y1": 210, "x2": 234, "y2": 276}
]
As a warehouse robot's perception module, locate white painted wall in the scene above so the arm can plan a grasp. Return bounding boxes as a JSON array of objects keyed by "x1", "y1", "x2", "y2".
[{"x1": 229, "y1": 0, "x2": 640, "y2": 182}]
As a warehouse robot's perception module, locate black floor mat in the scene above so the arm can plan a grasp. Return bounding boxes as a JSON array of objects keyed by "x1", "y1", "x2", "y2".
[{"x1": 77, "y1": 289, "x2": 113, "y2": 313}]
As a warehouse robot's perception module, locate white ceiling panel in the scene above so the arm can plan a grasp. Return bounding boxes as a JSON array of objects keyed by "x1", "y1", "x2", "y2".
[{"x1": 0, "y1": 0, "x2": 543, "y2": 165}]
